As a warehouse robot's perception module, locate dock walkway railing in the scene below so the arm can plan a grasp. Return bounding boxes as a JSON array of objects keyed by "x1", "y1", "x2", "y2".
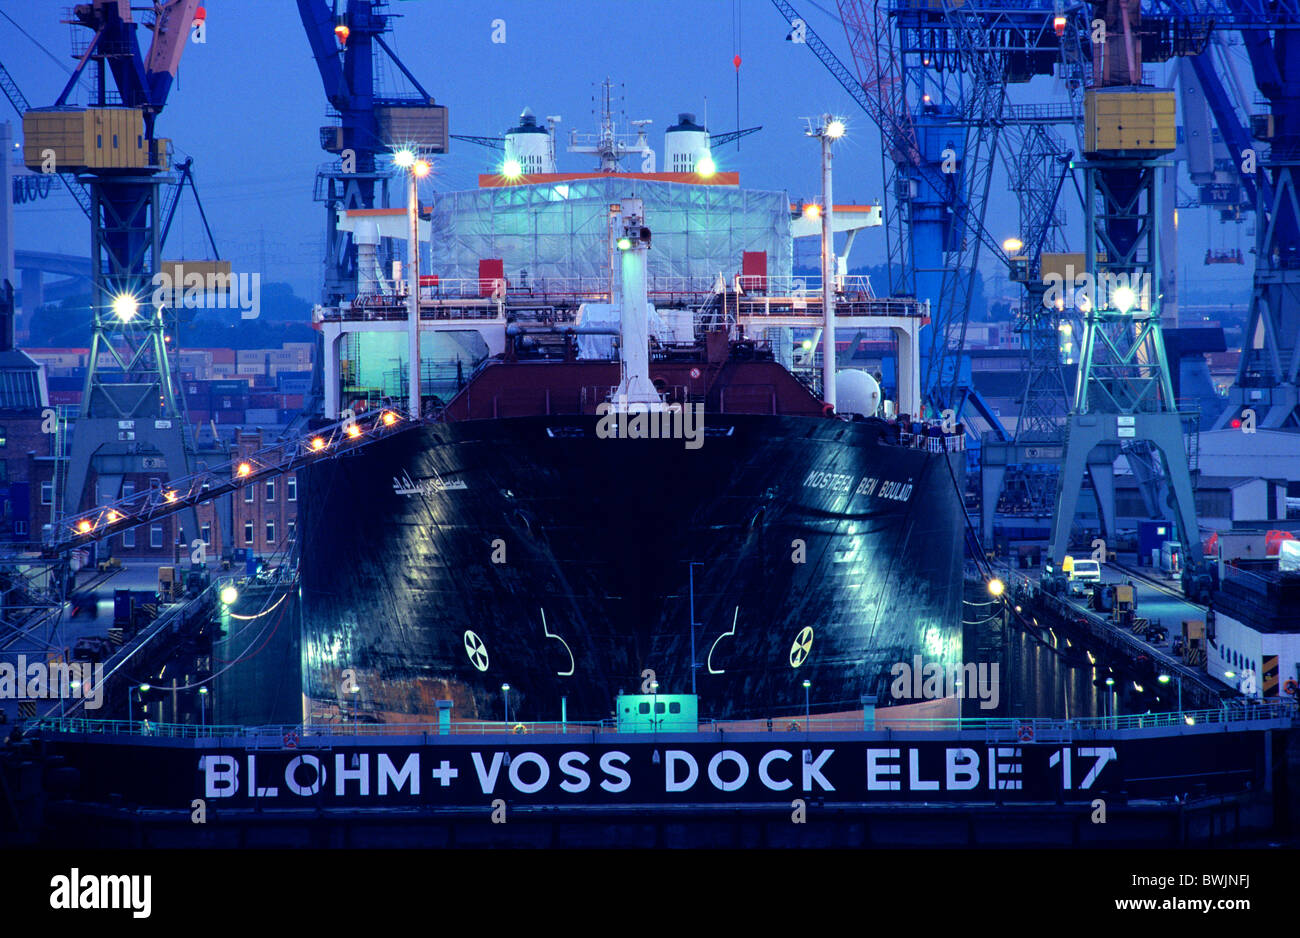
[{"x1": 27, "y1": 698, "x2": 1298, "y2": 741}]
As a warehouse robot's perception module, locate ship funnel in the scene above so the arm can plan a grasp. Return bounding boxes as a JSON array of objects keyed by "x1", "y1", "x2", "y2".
[
  {"x1": 665, "y1": 112, "x2": 710, "y2": 174},
  {"x1": 506, "y1": 106, "x2": 555, "y2": 173}
]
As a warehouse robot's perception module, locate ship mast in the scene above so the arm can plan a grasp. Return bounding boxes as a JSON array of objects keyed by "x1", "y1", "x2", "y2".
[
  {"x1": 615, "y1": 198, "x2": 662, "y2": 406},
  {"x1": 567, "y1": 78, "x2": 653, "y2": 172}
]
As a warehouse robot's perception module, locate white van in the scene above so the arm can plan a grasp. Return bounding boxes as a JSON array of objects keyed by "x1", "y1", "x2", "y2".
[{"x1": 1068, "y1": 558, "x2": 1102, "y2": 596}]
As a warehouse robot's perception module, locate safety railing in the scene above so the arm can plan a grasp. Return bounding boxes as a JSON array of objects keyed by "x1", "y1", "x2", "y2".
[
  {"x1": 315, "y1": 275, "x2": 907, "y2": 322},
  {"x1": 29, "y1": 699, "x2": 1297, "y2": 741}
]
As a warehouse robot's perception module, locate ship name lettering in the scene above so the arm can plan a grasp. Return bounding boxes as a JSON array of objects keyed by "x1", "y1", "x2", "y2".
[
  {"x1": 875, "y1": 481, "x2": 913, "y2": 502},
  {"x1": 803, "y1": 470, "x2": 854, "y2": 493}
]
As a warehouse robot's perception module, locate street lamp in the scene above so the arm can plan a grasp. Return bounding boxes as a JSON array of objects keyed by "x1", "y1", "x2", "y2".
[
  {"x1": 806, "y1": 114, "x2": 844, "y2": 410},
  {"x1": 395, "y1": 148, "x2": 431, "y2": 419},
  {"x1": 987, "y1": 577, "x2": 1005, "y2": 597},
  {"x1": 651, "y1": 680, "x2": 659, "y2": 730},
  {"x1": 802, "y1": 679, "x2": 811, "y2": 728},
  {"x1": 127, "y1": 683, "x2": 151, "y2": 727},
  {"x1": 198, "y1": 686, "x2": 209, "y2": 728},
  {"x1": 688, "y1": 561, "x2": 702, "y2": 695},
  {"x1": 111, "y1": 293, "x2": 139, "y2": 322},
  {"x1": 501, "y1": 683, "x2": 510, "y2": 726},
  {"x1": 1157, "y1": 672, "x2": 1182, "y2": 714}
]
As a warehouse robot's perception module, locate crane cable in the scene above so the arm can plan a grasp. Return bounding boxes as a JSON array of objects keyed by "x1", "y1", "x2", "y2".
[{"x1": 0, "y1": 10, "x2": 74, "y2": 76}]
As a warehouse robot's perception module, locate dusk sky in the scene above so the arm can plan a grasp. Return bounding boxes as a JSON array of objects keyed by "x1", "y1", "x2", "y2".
[{"x1": 3, "y1": 0, "x2": 1256, "y2": 308}]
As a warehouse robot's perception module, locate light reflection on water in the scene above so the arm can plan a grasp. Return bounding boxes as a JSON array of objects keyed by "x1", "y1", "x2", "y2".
[{"x1": 965, "y1": 618, "x2": 1177, "y2": 721}]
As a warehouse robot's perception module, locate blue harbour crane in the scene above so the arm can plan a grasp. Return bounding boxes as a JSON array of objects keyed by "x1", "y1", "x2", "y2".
[
  {"x1": 297, "y1": 0, "x2": 448, "y2": 306},
  {"x1": 13, "y1": 0, "x2": 207, "y2": 538}
]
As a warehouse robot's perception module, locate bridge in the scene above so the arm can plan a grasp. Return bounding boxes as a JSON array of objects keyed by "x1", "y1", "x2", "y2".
[{"x1": 11, "y1": 250, "x2": 92, "y2": 311}]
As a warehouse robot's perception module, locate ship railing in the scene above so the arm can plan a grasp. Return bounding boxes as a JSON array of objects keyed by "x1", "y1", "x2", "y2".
[
  {"x1": 27, "y1": 700, "x2": 1298, "y2": 740},
  {"x1": 736, "y1": 275, "x2": 874, "y2": 298},
  {"x1": 735, "y1": 297, "x2": 927, "y2": 321},
  {"x1": 24, "y1": 718, "x2": 609, "y2": 740},
  {"x1": 896, "y1": 424, "x2": 967, "y2": 452}
]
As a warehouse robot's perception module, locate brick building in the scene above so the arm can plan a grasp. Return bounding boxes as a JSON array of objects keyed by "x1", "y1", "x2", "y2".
[
  {"x1": 2, "y1": 320, "x2": 311, "y2": 554},
  {"x1": 193, "y1": 430, "x2": 298, "y2": 561},
  {"x1": 0, "y1": 284, "x2": 56, "y2": 545}
]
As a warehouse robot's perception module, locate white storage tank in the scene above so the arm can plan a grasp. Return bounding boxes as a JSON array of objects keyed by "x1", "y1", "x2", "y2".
[
  {"x1": 664, "y1": 113, "x2": 711, "y2": 174},
  {"x1": 504, "y1": 108, "x2": 554, "y2": 175},
  {"x1": 835, "y1": 369, "x2": 881, "y2": 417}
]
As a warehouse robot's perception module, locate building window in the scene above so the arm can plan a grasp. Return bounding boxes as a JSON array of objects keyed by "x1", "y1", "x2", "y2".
[
  {"x1": 244, "y1": 522, "x2": 253, "y2": 544},
  {"x1": 266, "y1": 479, "x2": 275, "y2": 502},
  {"x1": 123, "y1": 481, "x2": 135, "y2": 498},
  {"x1": 287, "y1": 476, "x2": 297, "y2": 502},
  {"x1": 123, "y1": 527, "x2": 135, "y2": 549},
  {"x1": 150, "y1": 525, "x2": 163, "y2": 549},
  {"x1": 266, "y1": 520, "x2": 275, "y2": 543},
  {"x1": 201, "y1": 523, "x2": 211, "y2": 545},
  {"x1": 40, "y1": 481, "x2": 53, "y2": 505},
  {"x1": 287, "y1": 520, "x2": 295, "y2": 541},
  {"x1": 14, "y1": 520, "x2": 27, "y2": 536},
  {"x1": 244, "y1": 483, "x2": 254, "y2": 503}
]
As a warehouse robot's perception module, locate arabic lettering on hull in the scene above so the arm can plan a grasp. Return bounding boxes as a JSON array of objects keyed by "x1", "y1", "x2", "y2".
[{"x1": 392, "y1": 469, "x2": 468, "y2": 496}]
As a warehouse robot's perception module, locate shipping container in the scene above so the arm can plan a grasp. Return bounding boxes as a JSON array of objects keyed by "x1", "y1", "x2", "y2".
[
  {"x1": 1137, "y1": 519, "x2": 1173, "y2": 564},
  {"x1": 211, "y1": 380, "x2": 249, "y2": 396},
  {"x1": 245, "y1": 408, "x2": 280, "y2": 425}
]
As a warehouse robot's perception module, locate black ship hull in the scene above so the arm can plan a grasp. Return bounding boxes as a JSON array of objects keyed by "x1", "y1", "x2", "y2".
[{"x1": 299, "y1": 413, "x2": 966, "y2": 723}]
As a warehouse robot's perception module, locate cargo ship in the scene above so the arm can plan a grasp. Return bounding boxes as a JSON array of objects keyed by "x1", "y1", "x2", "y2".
[{"x1": 296, "y1": 104, "x2": 967, "y2": 724}]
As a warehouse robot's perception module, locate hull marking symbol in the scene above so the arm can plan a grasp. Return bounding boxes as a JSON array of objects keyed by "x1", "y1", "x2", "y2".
[
  {"x1": 707, "y1": 606, "x2": 740, "y2": 675},
  {"x1": 540, "y1": 608, "x2": 575, "y2": 677},
  {"x1": 463, "y1": 630, "x2": 490, "y2": 672},
  {"x1": 789, "y1": 626, "x2": 814, "y2": 668}
]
